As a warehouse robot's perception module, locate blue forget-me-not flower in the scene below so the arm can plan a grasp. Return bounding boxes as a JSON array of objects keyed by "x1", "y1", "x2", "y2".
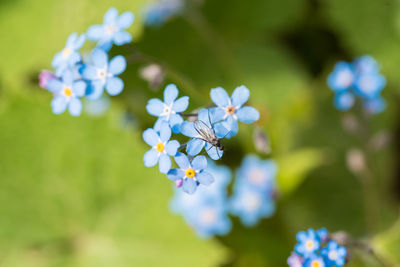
[
  {"x1": 81, "y1": 48, "x2": 127, "y2": 99},
  {"x1": 167, "y1": 153, "x2": 214, "y2": 194},
  {"x1": 210, "y1": 85, "x2": 260, "y2": 138},
  {"x1": 143, "y1": 122, "x2": 180, "y2": 173},
  {"x1": 321, "y1": 241, "x2": 347, "y2": 267},
  {"x1": 87, "y1": 7, "x2": 134, "y2": 51},
  {"x1": 180, "y1": 108, "x2": 229, "y2": 160},
  {"x1": 51, "y1": 33, "x2": 85, "y2": 76},
  {"x1": 146, "y1": 84, "x2": 189, "y2": 133},
  {"x1": 303, "y1": 254, "x2": 326, "y2": 267},
  {"x1": 47, "y1": 70, "x2": 86, "y2": 116},
  {"x1": 144, "y1": 0, "x2": 184, "y2": 27},
  {"x1": 295, "y1": 229, "x2": 321, "y2": 257}
]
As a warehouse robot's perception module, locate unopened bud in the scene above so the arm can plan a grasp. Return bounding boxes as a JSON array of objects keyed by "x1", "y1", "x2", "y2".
[
  {"x1": 368, "y1": 130, "x2": 391, "y2": 151},
  {"x1": 346, "y1": 149, "x2": 366, "y2": 175},
  {"x1": 38, "y1": 70, "x2": 56, "y2": 89},
  {"x1": 139, "y1": 64, "x2": 164, "y2": 90},
  {"x1": 253, "y1": 128, "x2": 271, "y2": 154},
  {"x1": 341, "y1": 114, "x2": 359, "y2": 134},
  {"x1": 175, "y1": 179, "x2": 183, "y2": 188}
]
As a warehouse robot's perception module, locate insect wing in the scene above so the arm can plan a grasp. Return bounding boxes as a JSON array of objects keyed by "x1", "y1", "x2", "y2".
[{"x1": 194, "y1": 120, "x2": 216, "y2": 143}]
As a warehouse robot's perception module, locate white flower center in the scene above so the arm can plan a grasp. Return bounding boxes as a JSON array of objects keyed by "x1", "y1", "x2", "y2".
[
  {"x1": 248, "y1": 168, "x2": 266, "y2": 185},
  {"x1": 97, "y1": 68, "x2": 108, "y2": 81},
  {"x1": 244, "y1": 194, "x2": 261, "y2": 211},
  {"x1": 337, "y1": 69, "x2": 353, "y2": 88},
  {"x1": 161, "y1": 104, "x2": 175, "y2": 119},
  {"x1": 358, "y1": 76, "x2": 376, "y2": 94},
  {"x1": 328, "y1": 250, "x2": 338, "y2": 260},
  {"x1": 62, "y1": 48, "x2": 72, "y2": 58},
  {"x1": 200, "y1": 208, "x2": 217, "y2": 225},
  {"x1": 105, "y1": 25, "x2": 117, "y2": 36}
]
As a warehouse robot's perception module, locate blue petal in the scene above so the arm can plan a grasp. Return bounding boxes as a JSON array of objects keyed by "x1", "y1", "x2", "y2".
[
  {"x1": 163, "y1": 84, "x2": 179, "y2": 105},
  {"x1": 143, "y1": 148, "x2": 159, "y2": 167},
  {"x1": 174, "y1": 152, "x2": 190, "y2": 169},
  {"x1": 87, "y1": 25, "x2": 105, "y2": 41},
  {"x1": 236, "y1": 106, "x2": 259, "y2": 123},
  {"x1": 62, "y1": 70, "x2": 74, "y2": 85},
  {"x1": 166, "y1": 140, "x2": 179, "y2": 156},
  {"x1": 47, "y1": 79, "x2": 63, "y2": 93},
  {"x1": 191, "y1": 155, "x2": 207, "y2": 170},
  {"x1": 180, "y1": 121, "x2": 197, "y2": 137},
  {"x1": 231, "y1": 85, "x2": 250, "y2": 107},
  {"x1": 65, "y1": 33, "x2": 78, "y2": 48},
  {"x1": 153, "y1": 117, "x2": 164, "y2": 132},
  {"x1": 159, "y1": 122, "x2": 171, "y2": 142},
  {"x1": 169, "y1": 114, "x2": 183, "y2": 134},
  {"x1": 209, "y1": 107, "x2": 225, "y2": 124},
  {"x1": 205, "y1": 142, "x2": 223, "y2": 160},
  {"x1": 213, "y1": 122, "x2": 229, "y2": 138},
  {"x1": 104, "y1": 7, "x2": 118, "y2": 25},
  {"x1": 91, "y1": 48, "x2": 108, "y2": 68},
  {"x1": 196, "y1": 171, "x2": 214, "y2": 185},
  {"x1": 51, "y1": 52, "x2": 64, "y2": 68},
  {"x1": 142, "y1": 128, "x2": 159, "y2": 146},
  {"x1": 51, "y1": 96, "x2": 67, "y2": 114},
  {"x1": 118, "y1": 11, "x2": 135, "y2": 29},
  {"x1": 105, "y1": 77, "x2": 124, "y2": 95},
  {"x1": 113, "y1": 31, "x2": 132, "y2": 45},
  {"x1": 182, "y1": 178, "x2": 197, "y2": 194},
  {"x1": 159, "y1": 153, "x2": 171, "y2": 173},
  {"x1": 146, "y1": 98, "x2": 164, "y2": 116},
  {"x1": 97, "y1": 41, "x2": 113, "y2": 52},
  {"x1": 81, "y1": 65, "x2": 98, "y2": 80},
  {"x1": 68, "y1": 98, "x2": 82, "y2": 116},
  {"x1": 186, "y1": 138, "x2": 205, "y2": 156},
  {"x1": 73, "y1": 81, "x2": 86, "y2": 97},
  {"x1": 73, "y1": 34, "x2": 86, "y2": 50},
  {"x1": 225, "y1": 116, "x2": 238, "y2": 138},
  {"x1": 86, "y1": 80, "x2": 105, "y2": 100},
  {"x1": 197, "y1": 109, "x2": 211, "y2": 127},
  {"x1": 210, "y1": 87, "x2": 230, "y2": 107},
  {"x1": 167, "y1": 168, "x2": 184, "y2": 180},
  {"x1": 172, "y1": 96, "x2": 189, "y2": 112},
  {"x1": 108, "y1": 55, "x2": 126, "y2": 75},
  {"x1": 364, "y1": 97, "x2": 386, "y2": 114},
  {"x1": 334, "y1": 92, "x2": 354, "y2": 111}
]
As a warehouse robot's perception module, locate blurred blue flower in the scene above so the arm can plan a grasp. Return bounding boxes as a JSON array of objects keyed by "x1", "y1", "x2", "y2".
[
  {"x1": 167, "y1": 153, "x2": 214, "y2": 194},
  {"x1": 327, "y1": 62, "x2": 354, "y2": 92},
  {"x1": 354, "y1": 72, "x2": 386, "y2": 99},
  {"x1": 229, "y1": 154, "x2": 276, "y2": 226},
  {"x1": 144, "y1": 0, "x2": 184, "y2": 27},
  {"x1": 317, "y1": 228, "x2": 329, "y2": 243},
  {"x1": 295, "y1": 229, "x2": 321, "y2": 257},
  {"x1": 353, "y1": 55, "x2": 379, "y2": 74},
  {"x1": 287, "y1": 252, "x2": 304, "y2": 267},
  {"x1": 146, "y1": 84, "x2": 189, "y2": 133},
  {"x1": 334, "y1": 92, "x2": 355, "y2": 111},
  {"x1": 81, "y1": 48, "x2": 126, "y2": 99},
  {"x1": 84, "y1": 95, "x2": 111, "y2": 116},
  {"x1": 170, "y1": 161, "x2": 231, "y2": 237},
  {"x1": 47, "y1": 70, "x2": 86, "y2": 116},
  {"x1": 87, "y1": 7, "x2": 134, "y2": 51},
  {"x1": 303, "y1": 254, "x2": 326, "y2": 267},
  {"x1": 210, "y1": 86, "x2": 259, "y2": 138},
  {"x1": 51, "y1": 33, "x2": 85, "y2": 77},
  {"x1": 321, "y1": 241, "x2": 347, "y2": 267},
  {"x1": 143, "y1": 122, "x2": 180, "y2": 173},
  {"x1": 363, "y1": 97, "x2": 386, "y2": 114},
  {"x1": 180, "y1": 108, "x2": 229, "y2": 160}
]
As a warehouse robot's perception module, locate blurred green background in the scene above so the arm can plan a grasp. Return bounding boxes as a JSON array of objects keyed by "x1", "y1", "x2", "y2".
[{"x1": 1, "y1": 0, "x2": 400, "y2": 266}]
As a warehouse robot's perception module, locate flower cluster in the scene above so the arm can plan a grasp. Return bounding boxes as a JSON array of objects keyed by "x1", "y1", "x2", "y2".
[
  {"x1": 144, "y1": 84, "x2": 259, "y2": 194},
  {"x1": 39, "y1": 8, "x2": 134, "y2": 116},
  {"x1": 170, "y1": 155, "x2": 278, "y2": 237},
  {"x1": 288, "y1": 228, "x2": 347, "y2": 267},
  {"x1": 143, "y1": 0, "x2": 184, "y2": 27},
  {"x1": 328, "y1": 56, "x2": 386, "y2": 114}
]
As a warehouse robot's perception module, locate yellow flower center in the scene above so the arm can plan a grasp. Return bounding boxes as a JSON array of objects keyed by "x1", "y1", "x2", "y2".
[
  {"x1": 63, "y1": 87, "x2": 73, "y2": 97},
  {"x1": 226, "y1": 105, "x2": 236, "y2": 115},
  {"x1": 106, "y1": 25, "x2": 117, "y2": 35},
  {"x1": 306, "y1": 241, "x2": 314, "y2": 250},
  {"x1": 311, "y1": 260, "x2": 321, "y2": 267},
  {"x1": 185, "y1": 168, "x2": 196, "y2": 178},
  {"x1": 155, "y1": 142, "x2": 164, "y2": 153},
  {"x1": 62, "y1": 48, "x2": 72, "y2": 58}
]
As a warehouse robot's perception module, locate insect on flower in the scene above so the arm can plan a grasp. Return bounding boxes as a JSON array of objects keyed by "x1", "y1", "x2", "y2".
[{"x1": 194, "y1": 116, "x2": 225, "y2": 154}]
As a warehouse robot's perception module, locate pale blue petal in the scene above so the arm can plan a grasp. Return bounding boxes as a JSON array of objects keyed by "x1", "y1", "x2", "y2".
[
  {"x1": 143, "y1": 149, "x2": 159, "y2": 167},
  {"x1": 159, "y1": 122, "x2": 171, "y2": 142},
  {"x1": 72, "y1": 81, "x2": 86, "y2": 97},
  {"x1": 209, "y1": 107, "x2": 225, "y2": 124},
  {"x1": 47, "y1": 79, "x2": 63, "y2": 93},
  {"x1": 65, "y1": 33, "x2": 78, "y2": 48},
  {"x1": 225, "y1": 116, "x2": 238, "y2": 138},
  {"x1": 104, "y1": 7, "x2": 118, "y2": 25},
  {"x1": 191, "y1": 155, "x2": 207, "y2": 170},
  {"x1": 182, "y1": 178, "x2": 197, "y2": 194},
  {"x1": 51, "y1": 96, "x2": 67, "y2": 114},
  {"x1": 105, "y1": 77, "x2": 124, "y2": 96},
  {"x1": 87, "y1": 25, "x2": 105, "y2": 41},
  {"x1": 62, "y1": 70, "x2": 74, "y2": 85},
  {"x1": 73, "y1": 34, "x2": 86, "y2": 49},
  {"x1": 108, "y1": 55, "x2": 126, "y2": 75},
  {"x1": 81, "y1": 65, "x2": 98, "y2": 80},
  {"x1": 91, "y1": 48, "x2": 108, "y2": 68},
  {"x1": 164, "y1": 84, "x2": 178, "y2": 105},
  {"x1": 169, "y1": 114, "x2": 183, "y2": 134},
  {"x1": 196, "y1": 171, "x2": 214, "y2": 185},
  {"x1": 146, "y1": 98, "x2": 164, "y2": 116},
  {"x1": 51, "y1": 52, "x2": 64, "y2": 68},
  {"x1": 186, "y1": 138, "x2": 205, "y2": 156},
  {"x1": 172, "y1": 96, "x2": 189, "y2": 112},
  {"x1": 180, "y1": 121, "x2": 197, "y2": 137},
  {"x1": 153, "y1": 117, "x2": 164, "y2": 132},
  {"x1": 174, "y1": 152, "x2": 190, "y2": 169},
  {"x1": 68, "y1": 52, "x2": 81, "y2": 65},
  {"x1": 213, "y1": 122, "x2": 229, "y2": 138},
  {"x1": 205, "y1": 142, "x2": 223, "y2": 160},
  {"x1": 197, "y1": 109, "x2": 211, "y2": 127},
  {"x1": 118, "y1": 11, "x2": 135, "y2": 29},
  {"x1": 231, "y1": 85, "x2": 250, "y2": 107},
  {"x1": 334, "y1": 92, "x2": 354, "y2": 111},
  {"x1": 86, "y1": 80, "x2": 105, "y2": 100},
  {"x1": 167, "y1": 168, "x2": 184, "y2": 180},
  {"x1": 236, "y1": 106, "x2": 259, "y2": 123},
  {"x1": 68, "y1": 98, "x2": 82, "y2": 116},
  {"x1": 166, "y1": 140, "x2": 179, "y2": 156},
  {"x1": 142, "y1": 128, "x2": 159, "y2": 146},
  {"x1": 210, "y1": 87, "x2": 230, "y2": 107},
  {"x1": 113, "y1": 31, "x2": 132, "y2": 45},
  {"x1": 97, "y1": 41, "x2": 113, "y2": 52},
  {"x1": 159, "y1": 154, "x2": 171, "y2": 173}
]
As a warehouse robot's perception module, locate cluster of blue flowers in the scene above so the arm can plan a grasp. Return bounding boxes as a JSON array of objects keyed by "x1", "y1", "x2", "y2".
[
  {"x1": 39, "y1": 8, "x2": 134, "y2": 116},
  {"x1": 328, "y1": 56, "x2": 386, "y2": 114},
  {"x1": 170, "y1": 155, "x2": 277, "y2": 237},
  {"x1": 143, "y1": 84, "x2": 260, "y2": 194},
  {"x1": 288, "y1": 228, "x2": 347, "y2": 267},
  {"x1": 143, "y1": 0, "x2": 184, "y2": 27}
]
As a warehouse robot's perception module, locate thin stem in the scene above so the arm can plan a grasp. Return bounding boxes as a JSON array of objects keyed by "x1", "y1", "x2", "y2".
[
  {"x1": 179, "y1": 112, "x2": 198, "y2": 117},
  {"x1": 178, "y1": 143, "x2": 187, "y2": 151}
]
